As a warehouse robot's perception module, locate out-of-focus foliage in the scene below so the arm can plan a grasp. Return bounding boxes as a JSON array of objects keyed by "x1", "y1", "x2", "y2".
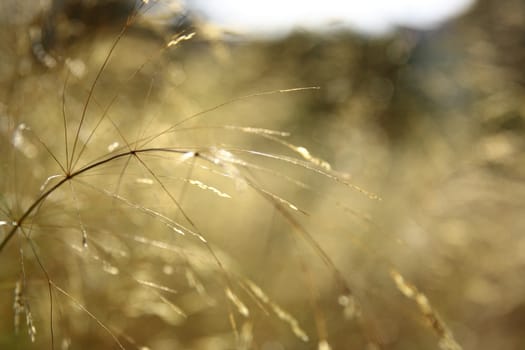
[{"x1": 0, "y1": 0, "x2": 524, "y2": 349}]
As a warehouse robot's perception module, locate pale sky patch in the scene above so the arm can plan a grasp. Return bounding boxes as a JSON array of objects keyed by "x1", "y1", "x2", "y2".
[{"x1": 185, "y1": 0, "x2": 475, "y2": 37}]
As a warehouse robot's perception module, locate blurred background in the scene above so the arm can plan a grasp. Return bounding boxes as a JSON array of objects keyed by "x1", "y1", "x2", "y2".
[{"x1": 1, "y1": 0, "x2": 525, "y2": 349}]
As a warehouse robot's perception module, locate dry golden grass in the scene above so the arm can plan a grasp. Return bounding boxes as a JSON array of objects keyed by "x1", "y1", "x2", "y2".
[{"x1": 1, "y1": 1, "x2": 525, "y2": 349}]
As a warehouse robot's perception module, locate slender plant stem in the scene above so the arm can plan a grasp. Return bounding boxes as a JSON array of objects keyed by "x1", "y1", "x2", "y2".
[{"x1": 0, "y1": 148, "x2": 189, "y2": 253}]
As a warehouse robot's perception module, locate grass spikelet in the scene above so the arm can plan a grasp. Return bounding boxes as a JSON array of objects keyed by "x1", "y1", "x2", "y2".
[
  {"x1": 167, "y1": 32, "x2": 196, "y2": 48},
  {"x1": 226, "y1": 288, "x2": 250, "y2": 318},
  {"x1": 391, "y1": 270, "x2": 462, "y2": 350},
  {"x1": 13, "y1": 279, "x2": 23, "y2": 334},
  {"x1": 245, "y1": 280, "x2": 309, "y2": 342}
]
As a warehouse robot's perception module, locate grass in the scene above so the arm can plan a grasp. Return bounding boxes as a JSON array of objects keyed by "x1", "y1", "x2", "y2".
[{"x1": 0, "y1": 1, "x2": 475, "y2": 349}]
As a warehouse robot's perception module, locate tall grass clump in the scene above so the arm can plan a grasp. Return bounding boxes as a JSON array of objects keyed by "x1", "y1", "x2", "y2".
[{"x1": 0, "y1": 1, "x2": 466, "y2": 349}]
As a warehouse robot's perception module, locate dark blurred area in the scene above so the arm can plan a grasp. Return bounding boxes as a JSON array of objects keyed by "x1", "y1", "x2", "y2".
[{"x1": 1, "y1": 0, "x2": 525, "y2": 349}]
